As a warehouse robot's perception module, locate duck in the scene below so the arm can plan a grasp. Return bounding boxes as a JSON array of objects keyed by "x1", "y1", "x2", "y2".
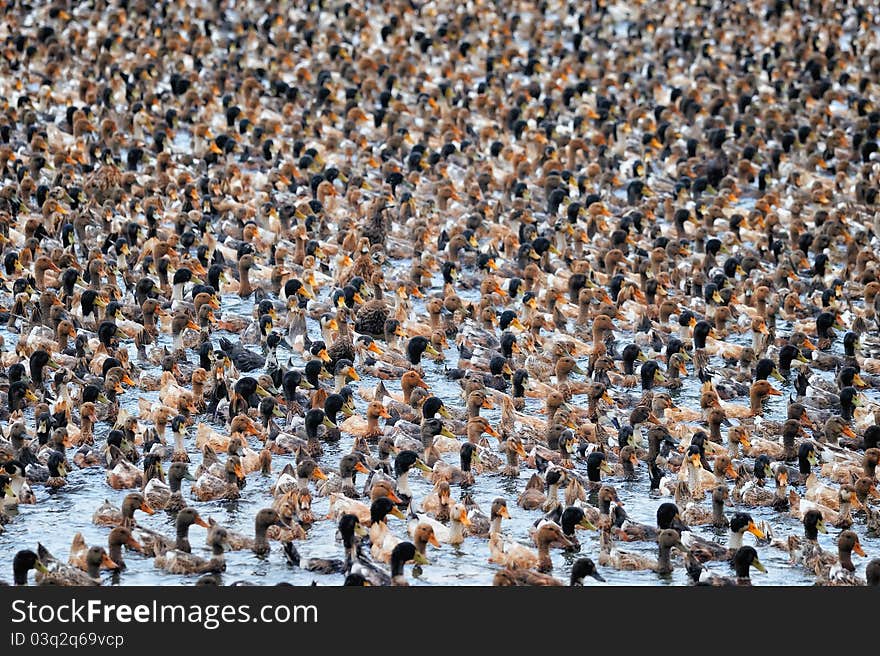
[
  {"x1": 816, "y1": 530, "x2": 868, "y2": 586},
  {"x1": 407, "y1": 502, "x2": 472, "y2": 547},
  {"x1": 143, "y1": 462, "x2": 195, "y2": 512},
  {"x1": 141, "y1": 502, "x2": 209, "y2": 554},
  {"x1": 339, "y1": 401, "x2": 392, "y2": 440},
  {"x1": 683, "y1": 502, "x2": 765, "y2": 555},
  {"x1": 35, "y1": 542, "x2": 117, "y2": 586},
  {"x1": 92, "y1": 492, "x2": 155, "y2": 528},
  {"x1": 154, "y1": 524, "x2": 228, "y2": 575},
  {"x1": 489, "y1": 521, "x2": 574, "y2": 572},
  {"x1": 328, "y1": 480, "x2": 402, "y2": 523},
  {"x1": 598, "y1": 528, "x2": 689, "y2": 574},
  {"x1": 191, "y1": 455, "x2": 243, "y2": 502},
  {"x1": 220, "y1": 508, "x2": 287, "y2": 555},
  {"x1": 685, "y1": 546, "x2": 767, "y2": 586}
]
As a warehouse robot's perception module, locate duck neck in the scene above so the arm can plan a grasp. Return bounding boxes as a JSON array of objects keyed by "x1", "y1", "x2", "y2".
[
  {"x1": 108, "y1": 542, "x2": 125, "y2": 567},
  {"x1": 81, "y1": 415, "x2": 93, "y2": 443},
  {"x1": 727, "y1": 438, "x2": 739, "y2": 459},
  {"x1": 254, "y1": 522, "x2": 269, "y2": 551},
  {"x1": 775, "y1": 481, "x2": 788, "y2": 500},
  {"x1": 687, "y1": 462, "x2": 701, "y2": 492},
  {"x1": 174, "y1": 431, "x2": 185, "y2": 453},
  {"x1": 192, "y1": 380, "x2": 204, "y2": 403},
  {"x1": 176, "y1": 523, "x2": 192, "y2": 552},
  {"x1": 506, "y1": 448, "x2": 519, "y2": 468},
  {"x1": 727, "y1": 530, "x2": 744, "y2": 550},
  {"x1": 169, "y1": 473, "x2": 183, "y2": 494},
  {"x1": 449, "y1": 518, "x2": 465, "y2": 543},
  {"x1": 238, "y1": 265, "x2": 252, "y2": 296},
  {"x1": 750, "y1": 392, "x2": 764, "y2": 415},
  {"x1": 656, "y1": 543, "x2": 674, "y2": 574},
  {"x1": 396, "y1": 470, "x2": 411, "y2": 498},
  {"x1": 172, "y1": 282, "x2": 185, "y2": 302},
  {"x1": 86, "y1": 558, "x2": 102, "y2": 579},
  {"x1": 838, "y1": 547, "x2": 855, "y2": 572},
  {"x1": 712, "y1": 496, "x2": 726, "y2": 524},
  {"x1": 537, "y1": 539, "x2": 553, "y2": 572},
  {"x1": 366, "y1": 413, "x2": 380, "y2": 435},
  {"x1": 489, "y1": 515, "x2": 502, "y2": 536}
]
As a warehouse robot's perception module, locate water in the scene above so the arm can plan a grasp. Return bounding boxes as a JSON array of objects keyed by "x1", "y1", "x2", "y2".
[
  {"x1": 1, "y1": 257, "x2": 875, "y2": 587},
  {"x1": 2, "y1": 0, "x2": 877, "y2": 588}
]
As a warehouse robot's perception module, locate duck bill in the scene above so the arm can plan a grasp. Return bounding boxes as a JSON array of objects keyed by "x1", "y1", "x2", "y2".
[
  {"x1": 367, "y1": 342, "x2": 383, "y2": 355},
  {"x1": 600, "y1": 461, "x2": 614, "y2": 475},
  {"x1": 601, "y1": 391, "x2": 614, "y2": 404},
  {"x1": 317, "y1": 349, "x2": 331, "y2": 363},
  {"x1": 515, "y1": 442, "x2": 528, "y2": 458},
  {"x1": 312, "y1": 467, "x2": 328, "y2": 481},
  {"x1": 801, "y1": 339, "x2": 817, "y2": 351},
  {"x1": 140, "y1": 502, "x2": 155, "y2": 515},
  {"x1": 498, "y1": 506, "x2": 511, "y2": 519},
  {"x1": 355, "y1": 462, "x2": 370, "y2": 475},
  {"x1": 415, "y1": 460, "x2": 432, "y2": 473},
  {"x1": 484, "y1": 424, "x2": 501, "y2": 439},
  {"x1": 771, "y1": 369, "x2": 784, "y2": 382},
  {"x1": 424, "y1": 343, "x2": 441, "y2": 357},
  {"x1": 853, "y1": 541, "x2": 866, "y2": 557},
  {"x1": 194, "y1": 516, "x2": 210, "y2": 529},
  {"x1": 481, "y1": 397, "x2": 495, "y2": 410},
  {"x1": 578, "y1": 518, "x2": 597, "y2": 531},
  {"x1": 459, "y1": 509, "x2": 472, "y2": 527},
  {"x1": 853, "y1": 374, "x2": 867, "y2": 388},
  {"x1": 322, "y1": 416, "x2": 336, "y2": 429},
  {"x1": 390, "y1": 507, "x2": 406, "y2": 520},
  {"x1": 413, "y1": 551, "x2": 429, "y2": 565},
  {"x1": 726, "y1": 464, "x2": 738, "y2": 479},
  {"x1": 346, "y1": 368, "x2": 360, "y2": 381},
  {"x1": 751, "y1": 557, "x2": 767, "y2": 573},
  {"x1": 816, "y1": 519, "x2": 828, "y2": 534},
  {"x1": 428, "y1": 533, "x2": 441, "y2": 548},
  {"x1": 101, "y1": 553, "x2": 120, "y2": 569},
  {"x1": 767, "y1": 387, "x2": 782, "y2": 396},
  {"x1": 386, "y1": 490, "x2": 403, "y2": 504},
  {"x1": 127, "y1": 536, "x2": 144, "y2": 552},
  {"x1": 841, "y1": 425, "x2": 856, "y2": 439},
  {"x1": 272, "y1": 406, "x2": 286, "y2": 418},
  {"x1": 246, "y1": 423, "x2": 261, "y2": 436},
  {"x1": 747, "y1": 521, "x2": 765, "y2": 539}
]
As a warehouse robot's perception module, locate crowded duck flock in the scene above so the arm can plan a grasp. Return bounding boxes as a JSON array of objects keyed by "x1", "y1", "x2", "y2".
[{"x1": 0, "y1": 0, "x2": 879, "y2": 587}]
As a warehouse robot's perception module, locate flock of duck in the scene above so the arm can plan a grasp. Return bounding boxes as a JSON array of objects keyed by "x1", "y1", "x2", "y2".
[{"x1": 2, "y1": 0, "x2": 880, "y2": 587}]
